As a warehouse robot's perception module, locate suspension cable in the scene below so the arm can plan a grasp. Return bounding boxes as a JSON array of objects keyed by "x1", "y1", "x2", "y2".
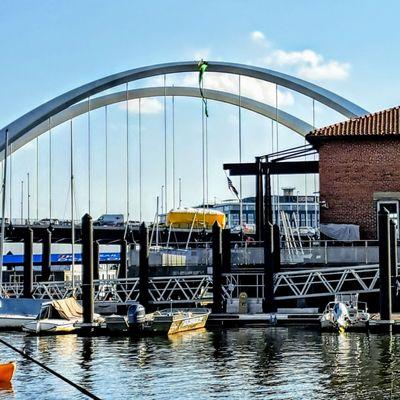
[
  {"x1": 312, "y1": 99, "x2": 318, "y2": 230},
  {"x1": 9, "y1": 143, "x2": 12, "y2": 223},
  {"x1": 88, "y1": 96, "x2": 91, "y2": 215},
  {"x1": 70, "y1": 119, "x2": 75, "y2": 289},
  {"x1": 275, "y1": 85, "x2": 280, "y2": 227},
  {"x1": 172, "y1": 87, "x2": 176, "y2": 209},
  {"x1": 126, "y1": 82, "x2": 130, "y2": 222},
  {"x1": 36, "y1": 137, "x2": 39, "y2": 221},
  {"x1": 105, "y1": 105, "x2": 108, "y2": 214},
  {"x1": 201, "y1": 99, "x2": 206, "y2": 224},
  {"x1": 163, "y1": 74, "x2": 168, "y2": 214},
  {"x1": 139, "y1": 98, "x2": 142, "y2": 221},
  {"x1": 49, "y1": 117, "x2": 52, "y2": 220},
  {"x1": 271, "y1": 118, "x2": 274, "y2": 223},
  {"x1": 205, "y1": 102, "x2": 209, "y2": 209},
  {"x1": 238, "y1": 75, "x2": 243, "y2": 228}
]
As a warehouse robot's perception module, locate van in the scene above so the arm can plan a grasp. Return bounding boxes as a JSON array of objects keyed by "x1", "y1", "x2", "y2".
[{"x1": 94, "y1": 214, "x2": 124, "y2": 227}]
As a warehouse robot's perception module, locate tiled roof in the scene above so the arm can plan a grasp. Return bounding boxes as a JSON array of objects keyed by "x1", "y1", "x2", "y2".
[{"x1": 307, "y1": 106, "x2": 400, "y2": 141}]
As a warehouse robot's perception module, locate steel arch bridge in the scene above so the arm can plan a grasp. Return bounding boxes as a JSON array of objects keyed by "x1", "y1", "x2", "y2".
[{"x1": 0, "y1": 60, "x2": 368, "y2": 156}]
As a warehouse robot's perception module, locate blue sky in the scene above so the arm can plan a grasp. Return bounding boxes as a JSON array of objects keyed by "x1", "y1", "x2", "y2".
[{"x1": 0, "y1": 0, "x2": 399, "y2": 221}]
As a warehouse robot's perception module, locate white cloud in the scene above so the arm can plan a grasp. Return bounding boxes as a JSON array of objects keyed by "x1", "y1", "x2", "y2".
[
  {"x1": 251, "y1": 31, "x2": 350, "y2": 82},
  {"x1": 250, "y1": 31, "x2": 265, "y2": 43},
  {"x1": 193, "y1": 48, "x2": 211, "y2": 60},
  {"x1": 119, "y1": 98, "x2": 163, "y2": 114}
]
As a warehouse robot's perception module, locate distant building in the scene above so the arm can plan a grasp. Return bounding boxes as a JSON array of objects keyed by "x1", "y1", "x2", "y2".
[
  {"x1": 211, "y1": 188, "x2": 319, "y2": 231},
  {"x1": 308, "y1": 106, "x2": 400, "y2": 239}
]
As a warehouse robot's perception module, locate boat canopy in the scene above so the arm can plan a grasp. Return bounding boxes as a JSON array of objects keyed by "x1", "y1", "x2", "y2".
[
  {"x1": 167, "y1": 208, "x2": 226, "y2": 229},
  {"x1": 52, "y1": 298, "x2": 83, "y2": 320},
  {"x1": 0, "y1": 298, "x2": 51, "y2": 317}
]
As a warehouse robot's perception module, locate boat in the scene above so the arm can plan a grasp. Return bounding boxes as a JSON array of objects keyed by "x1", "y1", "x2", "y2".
[
  {"x1": 105, "y1": 303, "x2": 146, "y2": 333},
  {"x1": 22, "y1": 297, "x2": 103, "y2": 334},
  {"x1": 166, "y1": 208, "x2": 226, "y2": 230},
  {"x1": 0, "y1": 362, "x2": 15, "y2": 383},
  {"x1": 0, "y1": 298, "x2": 53, "y2": 330},
  {"x1": 320, "y1": 294, "x2": 370, "y2": 332},
  {"x1": 146, "y1": 308, "x2": 210, "y2": 335}
]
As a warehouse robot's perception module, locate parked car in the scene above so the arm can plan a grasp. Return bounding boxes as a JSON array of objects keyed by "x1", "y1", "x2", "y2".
[{"x1": 94, "y1": 214, "x2": 125, "y2": 227}]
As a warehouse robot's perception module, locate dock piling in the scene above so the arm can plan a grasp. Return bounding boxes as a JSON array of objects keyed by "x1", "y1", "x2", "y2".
[
  {"x1": 272, "y1": 224, "x2": 281, "y2": 274},
  {"x1": 222, "y1": 228, "x2": 231, "y2": 273},
  {"x1": 93, "y1": 240, "x2": 99, "y2": 281},
  {"x1": 23, "y1": 228, "x2": 33, "y2": 298},
  {"x1": 41, "y1": 229, "x2": 51, "y2": 282},
  {"x1": 118, "y1": 240, "x2": 128, "y2": 280},
  {"x1": 390, "y1": 219, "x2": 398, "y2": 312},
  {"x1": 82, "y1": 214, "x2": 94, "y2": 324},
  {"x1": 212, "y1": 221, "x2": 223, "y2": 313},
  {"x1": 139, "y1": 223, "x2": 149, "y2": 309},
  {"x1": 263, "y1": 223, "x2": 275, "y2": 313},
  {"x1": 378, "y1": 208, "x2": 392, "y2": 321}
]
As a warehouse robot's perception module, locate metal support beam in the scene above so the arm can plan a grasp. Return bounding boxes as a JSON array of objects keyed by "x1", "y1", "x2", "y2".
[
  {"x1": 82, "y1": 214, "x2": 94, "y2": 324},
  {"x1": 41, "y1": 229, "x2": 51, "y2": 282},
  {"x1": 378, "y1": 209, "x2": 392, "y2": 321},
  {"x1": 212, "y1": 222, "x2": 223, "y2": 313},
  {"x1": 23, "y1": 228, "x2": 33, "y2": 298},
  {"x1": 139, "y1": 222, "x2": 149, "y2": 309}
]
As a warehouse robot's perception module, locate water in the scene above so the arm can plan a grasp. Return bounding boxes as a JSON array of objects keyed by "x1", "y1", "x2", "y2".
[{"x1": 0, "y1": 328, "x2": 399, "y2": 399}]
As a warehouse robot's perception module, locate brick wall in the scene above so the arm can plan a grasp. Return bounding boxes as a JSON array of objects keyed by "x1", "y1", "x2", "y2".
[{"x1": 317, "y1": 138, "x2": 400, "y2": 239}]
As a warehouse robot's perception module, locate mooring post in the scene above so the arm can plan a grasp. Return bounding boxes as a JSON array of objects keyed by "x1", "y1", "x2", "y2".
[
  {"x1": 212, "y1": 221, "x2": 223, "y2": 313},
  {"x1": 272, "y1": 224, "x2": 281, "y2": 274},
  {"x1": 263, "y1": 222, "x2": 275, "y2": 313},
  {"x1": 93, "y1": 240, "x2": 100, "y2": 281},
  {"x1": 139, "y1": 222, "x2": 149, "y2": 309},
  {"x1": 222, "y1": 228, "x2": 231, "y2": 273},
  {"x1": 41, "y1": 229, "x2": 51, "y2": 282},
  {"x1": 389, "y1": 219, "x2": 398, "y2": 312},
  {"x1": 255, "y1": 156, "x2": 264, "y2": 241},
  {"x1": 119, "y1": 240, "x2": 128, "y2": 279},
  {"x1": 82, "y1": 214, "x2": 94, "y2": 325},
  {"x1": 378, "y1": 208, "x2": 392, "y2": 321},
  {"x1": 23, "y1": 228, "x2": 33, "y2": 298}
]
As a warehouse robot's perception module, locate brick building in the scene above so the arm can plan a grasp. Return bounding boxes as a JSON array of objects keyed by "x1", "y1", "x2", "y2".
[{"x1": 307, "y1": 106, "x2": 400, "y2": 239}]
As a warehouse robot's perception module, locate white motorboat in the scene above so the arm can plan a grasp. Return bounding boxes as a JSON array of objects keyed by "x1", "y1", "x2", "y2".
[
  {"x1": 320, "y1": 294, "x2": 369, "y2": 332},
  {"x1": 0, "y1": 299, "x2": 52, "y2": 330}
]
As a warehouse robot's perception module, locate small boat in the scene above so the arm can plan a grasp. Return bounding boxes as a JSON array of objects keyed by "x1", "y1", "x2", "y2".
[
  {"x1": 320, "y1": 294, "x2": 369, "y2": 332},
  {"x1": 22, "y1": 297, "x2": 103, "y2": 334},
  {"x1": 105, "y1": 303, "x2": 146, "y2": 333},
  {"x1": 0, "y1": 298, "x2": 52, "y2": 330},
  {"x1": 0, "y1": 362, "x2": 15, "y2": 383},
  {"x1": 146, "y1": 308, "x2": 210, "y2": 335}
]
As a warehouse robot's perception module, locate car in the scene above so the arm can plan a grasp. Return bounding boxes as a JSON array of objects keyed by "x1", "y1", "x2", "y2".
[{"x1": 94, "y1": 214, "x2": 125, "y2": 227}]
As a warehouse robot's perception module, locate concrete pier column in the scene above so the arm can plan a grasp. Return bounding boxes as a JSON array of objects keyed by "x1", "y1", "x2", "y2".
[
  {"x1": 212, "y1": 222, "x2": 223, "y2": 313},
  {"x1": 23, "y1": 228, "x2": 33, "y2": 298},
  {"x1": 222, "y1": 228, "x2": 231, "y2": 273},
  {"x1": 139, "y1": 223, "x2": 149, "y2": 309},
  {"x1": 93, "y1": 240, "x2": 100, "y2": 281},
  {"x1": 41, "y1": 229, "x2": 51, "y2": 282},
  {"x1": 272, "y1": 224, "x2": 281, "y2": 274},
  {"x1": 263, "y1": 223, "x2": 275, "y2": 313},
  {"x1": 390, "y1": 220, "x2": 398, "y2": 312},
  {"x1": 81, "y1": 214, "x2": 94, "y2": 324},
  {"x1": 378, "y1": 209, "x2": 392, "y2": 321}
]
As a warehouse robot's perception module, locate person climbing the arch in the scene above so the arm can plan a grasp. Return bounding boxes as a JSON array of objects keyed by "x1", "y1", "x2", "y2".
[{"x1": 198, "y1": 59, "x2": 209, "y2": 117}]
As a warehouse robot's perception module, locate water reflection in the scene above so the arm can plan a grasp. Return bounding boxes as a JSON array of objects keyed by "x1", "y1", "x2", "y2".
[{"x1": 2, "y1": 329, "x2": 400, "y2": 399}]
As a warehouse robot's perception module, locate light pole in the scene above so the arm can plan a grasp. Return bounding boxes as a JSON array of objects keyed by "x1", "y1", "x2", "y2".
[
  {"x1": 27, "y1": 173, "x2": 31, "y2": 225},
  {"x1": 20, "y1": 180, "x2": 24, "y2": 224}
]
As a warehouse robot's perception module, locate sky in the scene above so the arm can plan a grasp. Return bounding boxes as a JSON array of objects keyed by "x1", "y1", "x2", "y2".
[{"x1": 0, "y1": 0, "x2": 399, "y2": 222}]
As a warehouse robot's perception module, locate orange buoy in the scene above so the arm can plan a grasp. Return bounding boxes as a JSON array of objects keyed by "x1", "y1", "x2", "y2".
[{"x1": 0, "y1": 362, "x2": 16, "y2": 382}]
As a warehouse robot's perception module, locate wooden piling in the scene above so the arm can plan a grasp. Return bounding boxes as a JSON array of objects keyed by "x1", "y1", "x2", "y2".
[
  {"x1": 41, "y1": 229, "x2": 51, "y2": 282},
  {"x1": 272, "y1": 224, "x2": 281, "y2": 274},
  {"x1": 81, "y1": 214, "x2": 94, "y2": 324},
  {"x1": 212, "y1": 221, "x2": 223, "y2": 313},
  {"x1": 93, "y1": 240, "x2": 99, "y2": 281},
  {"x1": 139, "y1": 222, "x2": 149, "y2": 309},
  {"x1": 222, "y1": 228, "x2": 231, "y2": 273},
  {"x1": 23, "y1": 228, "x2": 33, "y2": 298},
  {"x1": 378, "y1": 208, "x2": 392, "y2": 321},
  {"x1": 263, "y1": 223, "x2": 275, "y2": 313},
  {"x1": 390, "y1": 219, "x2": 398, "y2": 312},
  {"x1": 118, "y1": 240, "x2": 128, "y2": 280}
]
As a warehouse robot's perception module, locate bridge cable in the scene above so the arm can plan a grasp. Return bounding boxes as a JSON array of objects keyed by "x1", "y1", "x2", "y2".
[
  {"x1": 270, "y1": 118, "x2": 275, "y2": 223},
  {"x1": 163, "y1": 75, "x2": 168, "y2": 215},
  {"x1": 312, "y1": 99, "x2": 318, "y2": 231},
  {"x1": 0, "y1": 337, "x2": 102, "y2": 400},
  {"x1": 202, "y1": 97, "x2": 206, "y2": 224},
  {"x1": 139, "y1": 98, "x2": 142, "y2": 221},
  {"x1": 105, "y1": 105, "x2": 108, "y2": 214},
  {"x1": 48, "y1": 117, "x2": 52, "y2": 221},
  {"x1": 126, "y1": 82, "x2": 130, "y2": 223},
  {"x1": 205, "y1": 99, "x2": 209, "y2": 209},
  {"x1": 88, "y1": 96, "x2": 91, "y2": 215},
  {"x1": 275, "y1": 85, "x2": 280, "y2": 227},
  {"x1": 36, "y1": 137, "x2": 39, "y2": 221},
  {"x1": 70, "y1": 118, "x2": 75, "y2": 290},
  {"x1": 172, "y1": 86, "x2": 176, "y2": 209},
  {"x1": 238, "y1": 75, "x2": 243, "y2": 229},
  {"x1": 9, "y1": 142, "x2": 12, "y2": 223}
]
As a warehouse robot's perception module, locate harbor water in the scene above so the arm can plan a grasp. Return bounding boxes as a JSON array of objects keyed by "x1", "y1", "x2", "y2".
[{"x1": 0, "y1": 327, "x2": 399, "y2": 399}]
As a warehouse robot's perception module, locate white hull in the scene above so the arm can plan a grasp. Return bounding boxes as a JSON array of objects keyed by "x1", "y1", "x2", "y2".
[
  {"x1": 0, "y1": 316, "x2": 36, "y2": 329},
  {"x1": 22, "y1": 319, "x2": 78, "y2": 334}
]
